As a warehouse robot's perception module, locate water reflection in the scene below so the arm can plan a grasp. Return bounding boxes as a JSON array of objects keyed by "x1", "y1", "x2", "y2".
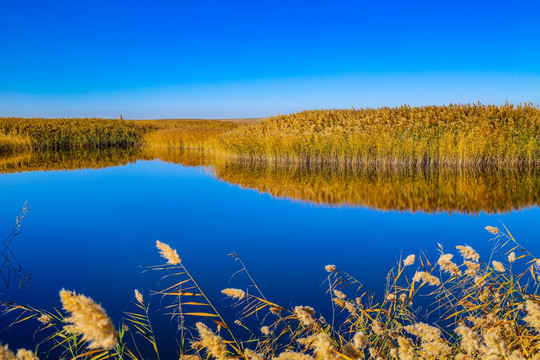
[
  {"x1": 210, "y1": 160, "x2": 539, "y2": 214},
  {"x1": 1, "y1": 149, "x2": 538, "y2": 214},
  {"x1": 0, "y1": 149, "x2": 142, "y2": 173}
]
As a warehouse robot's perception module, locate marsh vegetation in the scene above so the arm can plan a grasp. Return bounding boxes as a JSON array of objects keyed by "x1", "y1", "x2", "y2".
[
  {"x1": 4, "y1": 226, "x2": 540, "y2": 359},
  {"x1": 1, "y1": 103, "x2": 538, "y2": 168},
  {"x1": 1, "y1": 103, "x2": 539, "y2": 359}
]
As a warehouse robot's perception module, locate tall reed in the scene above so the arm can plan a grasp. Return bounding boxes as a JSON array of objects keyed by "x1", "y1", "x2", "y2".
[
  {"x1": 209, "y1": 103, "x2": 540, "y2": 168},
  {"x1": 4, "y1": 224, "x2": 540, "y2": 359}
]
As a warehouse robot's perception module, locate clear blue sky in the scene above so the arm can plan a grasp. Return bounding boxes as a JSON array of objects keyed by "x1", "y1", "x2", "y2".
[{"x1": 1, "y1": 0, "x2": 539, "y2": 118}]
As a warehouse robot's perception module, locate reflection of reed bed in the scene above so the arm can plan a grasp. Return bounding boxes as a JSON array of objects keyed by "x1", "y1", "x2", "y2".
[
  {"x1": 0, "y1": 149, "x2": 144, "y2": 174},
  {"x1": 4, "y1": 226, "x2": 540, "y2": 359},
  {"x1": 210, "y1": 160, "x2": 540, "y2": 213},
  {"x1": 142, "y1": 147, "x2": 214, "y2": 168},
  {"x1": 1, "y1": 149, "x2": 538, "y2": 214},
  {"x1": 0, "y1": 148, "x2": 214, "y2": 174}
]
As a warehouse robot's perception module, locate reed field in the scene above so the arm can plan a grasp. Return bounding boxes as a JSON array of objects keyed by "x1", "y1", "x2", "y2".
[
  {"x1": 0, "y1": 118, "x2": 239, "y2": 153},
  {"x1": 0, "y1": 118, "x2": 147, "y2": 151},
  {"x1": 209, "y1": 103, "x2": 540, "y2": 167},
  {"x1": 4, "y1": 225, "x2": 540, "y2": 359},
  {"x1": 1, "y1": 103, "x2": 539, "y2": 167},
  {"x1": 139, "y1": 119, "x2": 240, "y2": 149}
]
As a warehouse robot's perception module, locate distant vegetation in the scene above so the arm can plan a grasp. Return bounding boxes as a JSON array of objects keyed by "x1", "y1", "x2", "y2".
[
  {"x1": 0, "y1": 103, "x2": 538, "y2": 167},
  {"x1": 0, "y1": 117, "x2": 146, "y2": 151}
]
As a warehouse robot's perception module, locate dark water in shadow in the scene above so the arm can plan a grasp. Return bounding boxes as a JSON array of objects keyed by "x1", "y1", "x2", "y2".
[{"x1": 0, "y1": 149, "x2": 538, "y2": 357}]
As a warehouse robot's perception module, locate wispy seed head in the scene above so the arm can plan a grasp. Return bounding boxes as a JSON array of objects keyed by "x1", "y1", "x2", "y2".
[
  {"x1": 485, "y1": 226, "x2": 500, "y2": 235},
  {"x1": 492, "y1": 261, "x2": 505, "y2": 273},
  {"x1": 135, "y1": 289, "x2": 143, "y2": 304},
  {"x1": 221, "y1": 288, "x2": 246, "y2": 300},
  {"x1": 333, "y1": 290, "x2": 346, "y2": 299},
  {"x1": 403, "y1": 254, "x2": 415, "y2": 266},
  {"x1": 412, "y1": 271, "x2": 441, "y2": 286},
  {"x1": 456, "y1": 245, "x2": 480, "y2": 262},
  {"x1": 294, "y1": 306, "x2": 316, "y2": 326},
  {"x1": 37, "y1": 313, "x2": 53, "y2": 324},
  {"x1": 155, "y1": 240, "x2": 181, "y2": 265},
  {"x1": 59, "y1": 289, "x2": 117, "y2": 350}
]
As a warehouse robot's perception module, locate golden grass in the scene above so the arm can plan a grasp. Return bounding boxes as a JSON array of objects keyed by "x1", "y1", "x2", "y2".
[
  {"x1": 209, "y1": 103, "x2": 540, "y2": 168},
  {"x1": 140, "y1": 120, "x2": 240, "y2": 149},
  {"x1": 0, "y1": 133, "x2": 32, "y2": 154},
  {"x1": 1, "y1": 103, "x2": 539, "y2": 168},
  {"x1": 4, "y1": 225, "x2": 540, "y2": 359},
  {"x1": 0, "y1": 117, "x2": 239, "y2": 152},
  {"x1": 0, "y1": 117, "x2": 147, "y2": 151}
]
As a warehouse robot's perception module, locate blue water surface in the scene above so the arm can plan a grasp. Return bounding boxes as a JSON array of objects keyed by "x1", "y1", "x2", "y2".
[{"x1": 0, "y1": 159, "x2": 538, "y2": 357}]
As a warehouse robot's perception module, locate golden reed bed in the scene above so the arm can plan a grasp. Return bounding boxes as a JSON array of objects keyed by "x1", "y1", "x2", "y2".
[
  {"x1": 1, "y1": 103, "x2": 539, "y2": 168},
  {"x1": 4, "y1": 225, "x2": 540, "y2": 359}
]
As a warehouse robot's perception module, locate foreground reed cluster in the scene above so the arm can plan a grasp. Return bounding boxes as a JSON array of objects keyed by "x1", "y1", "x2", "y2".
[{"x1": 3, "y1": 225, "x2": 540, "y2": 359}]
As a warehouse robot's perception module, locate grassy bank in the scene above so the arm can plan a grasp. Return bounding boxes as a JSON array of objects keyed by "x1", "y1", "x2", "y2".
[
  {"x1": 210, "y1": 103, "x2": 540, "y2": 167},
  {"x1": 0, "y1": 117, "x2": 147, "y2": 151},
  {"x1": 4, "y1": 225, "x2": 540, "y2": 359},
  {"x1": 0, "y1": 117, "x2": 239, "y2": 152},
  {"x1": 1, "y1": 103, "x2": 539, "y2": 167}
]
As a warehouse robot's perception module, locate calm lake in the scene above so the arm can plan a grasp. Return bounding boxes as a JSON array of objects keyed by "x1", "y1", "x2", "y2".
[{"x1": 1, "y1": 149, "x2": 539, "y2": 358}]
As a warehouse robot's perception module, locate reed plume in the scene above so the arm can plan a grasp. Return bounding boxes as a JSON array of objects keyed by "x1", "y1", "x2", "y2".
[
  {"x1": 403, "y1": 254, "x2": 415, "y2": 266},
  {"x1": 485, "y1": 226, "x2": 500, "y2": 235},
  {"x1": 272, "y1": 352, "x2": 314, "y2": 360},
  {"x1": 221, "y1": 288, "x2": 246, "y2": 300},
  {"x1": 135, "y1": 289, "x2": 144, "y2": 304},
  {"x1": 298, "y1": 333, "x2": 337, "y2": 360},
  {"x1": 245, "y1": 349, "x2": 266, "y2": 360},
  {"x1": 492, "y1": 260, "x2": 505, "y2": 272},
  {"x1": 455, "y1": 245, "x2": 480, "y2": 262},
  {"x1": 412, "y1": 271, "x2": 441, "y2": 286},
  {"x1": 192, "y1": 322, "x2": 228, "y2": 360},
  {"x1": 156, "y1": 240, "x2": 181, "y2": 265},
  {"x1": 524, "y1": 299, "x2": 540, "y2": 332},
  {"x1": 0, "y1": 345, "x2": 39, "y2": 360},
  {"x1": 59, "y1": 289, "x2": 117, "y2": 350},
  {"x1": 294, "y1": 306, "x2": 316, "y2": 326},
  {"x1": 437, "y1": 253, "x2": 462, "y2": 276}
]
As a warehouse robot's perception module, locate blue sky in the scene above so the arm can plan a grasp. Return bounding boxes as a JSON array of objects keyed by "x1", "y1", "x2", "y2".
[{"x1": 1, "y1": 0, "x2": 539, "y2": 118}]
